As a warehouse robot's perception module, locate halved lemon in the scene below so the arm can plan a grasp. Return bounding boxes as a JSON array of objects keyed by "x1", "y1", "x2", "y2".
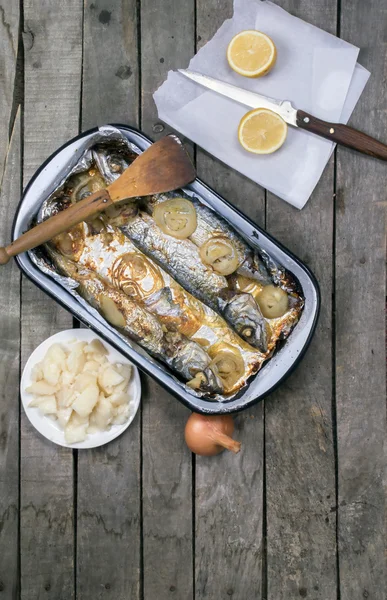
[
  {"x1": 238, "y1": 108, "x2": 287, "y2": 155},
  {"x1": 227, "y1": 30, "x2": 277, "y2": 78}
]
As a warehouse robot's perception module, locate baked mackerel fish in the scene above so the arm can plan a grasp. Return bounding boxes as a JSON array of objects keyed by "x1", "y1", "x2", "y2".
[
  {"x1": 145, "y1": 191, "x2": 272, "y2": 285},
  {"x1": 143, "y1": 191, "x2": 304, "y2": 336},
  {"x1": 50, "y1": 220, "x2": 264, "y2": 395},
  {"x1": 120, "y1": 212, "x2": 271, "y2": 352},
  {"x1": 48, "y1": 250, "x2": 223, "y2": 394}
]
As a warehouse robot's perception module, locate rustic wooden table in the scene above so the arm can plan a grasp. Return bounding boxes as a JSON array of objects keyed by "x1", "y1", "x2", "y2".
[{"x1": 0, "y1": 1, "x2": 386, "y2": 599}]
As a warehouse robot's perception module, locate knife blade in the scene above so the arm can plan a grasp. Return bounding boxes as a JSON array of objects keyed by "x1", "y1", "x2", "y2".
[
  {"x1": 179, "y1": 69, "x2": 298, "y2": 126},
  {"x1": 178, "y1": 69, "x2": 387, "y2": 162}
]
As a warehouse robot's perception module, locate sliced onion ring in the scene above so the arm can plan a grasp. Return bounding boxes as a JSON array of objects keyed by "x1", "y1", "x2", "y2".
[
  {"x1": 199, "y1": 236, "x2": 239, "y2": 276},
  {"x1": 153, "y1": 197, "x2": 197, "y2": 239},
  {"x1": 53, "y1": 224, "x2": 85, "y2": 259},
  {"x1": 210, "y1": 346, "x2": 245, "y2": 392},
  {"x1": 256, "y1": 284, "x2": 289, "y2": 319},
  {"x1": 70, "y1": 173, "x2": 106, "y2": 204}
]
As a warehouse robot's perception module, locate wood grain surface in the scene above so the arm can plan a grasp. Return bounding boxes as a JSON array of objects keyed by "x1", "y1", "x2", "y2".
[
  {"x1": 195, "y1": 3, "x2": 265, "y2": 599},
  {"x1": 297, "y1": 109, "x2": 387, "y2": 161},
  {"x1": 0, "y1": 109, "x2": 21, "y2": 600},
  {"x1": 336, "y1": 2, "x2": 386, "y2": 598},
  {"x1": 20, "y1": 1, "x2": 82, "y2": 598},
  {"x1": 265, "y1": 2, "x2": 338, "y2": 599},
  {"x1": 77, "y1": 2, "x2": 141, "y2": 599},
  {"x1": 82, "y1": 0, "x2": 139, "y2": 130},
  {"x1": 140, "y1": 1, "x2": 195, "y2": 597},
  {"x1": 0, "y1": 0, "x2": 19, "y2": 188},
  {"x1": 0, "y1": 1, "x2": 385, "y2": 599}
]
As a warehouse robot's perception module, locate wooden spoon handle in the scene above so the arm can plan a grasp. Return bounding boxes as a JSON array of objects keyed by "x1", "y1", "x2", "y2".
[
  {"x1": 297, "y1": 110, "x2": 387, "y2": 161},
  {"x1": 0, "y1": 188, "x2": 112, "y2": 265}
]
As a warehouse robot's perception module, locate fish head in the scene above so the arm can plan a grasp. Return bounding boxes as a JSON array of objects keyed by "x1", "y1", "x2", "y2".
[
  {"x1": 92, "y1": 141, "x2": 138, "y2": 184},
  {"x1": 220, "y1": 291, "x2": 269, "y2": 353},
  {"x1": 167, "y1": 335, "x2": 224, "y2": 394}
]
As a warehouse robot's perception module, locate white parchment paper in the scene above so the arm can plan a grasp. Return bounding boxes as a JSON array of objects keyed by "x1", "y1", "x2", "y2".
[{"x1": 154, "y1": 0, "x2": 370, "y2": 209}]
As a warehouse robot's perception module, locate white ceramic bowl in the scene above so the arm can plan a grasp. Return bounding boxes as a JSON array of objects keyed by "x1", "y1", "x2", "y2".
[{"x1": 21, "y1": 329, "x2": 141, "y2": 449}]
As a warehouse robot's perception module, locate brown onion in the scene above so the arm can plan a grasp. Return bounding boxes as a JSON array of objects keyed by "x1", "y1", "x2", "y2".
[{"x1": 185, "y1": 413, "x2": 241, "y2": 456}]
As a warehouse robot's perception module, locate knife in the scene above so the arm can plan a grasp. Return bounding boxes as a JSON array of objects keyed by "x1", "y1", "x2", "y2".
[{"x1": 179, "y1": 69, "x2": 387, "y2": 161}]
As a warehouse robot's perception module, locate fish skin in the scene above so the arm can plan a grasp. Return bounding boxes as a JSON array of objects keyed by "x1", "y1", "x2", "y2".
[
  {"x1": 145, "y1": 191, "x2": 272, "y2": 285},
  {"x1": 120, "y1": 212, "x2": 269, "y2": 352},
  {"x1": 51, "y1": 222, "x2": 264, "y2": 394},
  {"x1": 121, "y1": 212, "x2": 228, "y2": 311},
  {"x1": 48, "y1": 250, "x2": 223, "y2": 393}
]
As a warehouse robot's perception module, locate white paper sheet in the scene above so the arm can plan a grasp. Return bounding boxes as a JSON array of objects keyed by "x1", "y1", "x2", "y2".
[{"x1": 154, "y1": 0, "x2": 370, "y2": 209}]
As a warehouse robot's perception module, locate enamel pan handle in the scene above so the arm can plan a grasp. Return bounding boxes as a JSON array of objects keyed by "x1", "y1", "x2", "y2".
[{"x1": 297, "y1": 110, "x2": 387, "y2": 161}]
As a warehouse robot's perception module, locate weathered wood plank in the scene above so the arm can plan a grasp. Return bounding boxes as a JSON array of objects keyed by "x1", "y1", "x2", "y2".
[
  {"x1": 0, "y1": 109, "x2": 21, "y2": 600},
  {"x1": 21, "y1": 1, "x2": 82, "y2": 598},
  {"x1": 336, "y1": 2, "x2": 386, "y2": 598},
  {"x1": 82, "y1": 0, "x2": 139, "y2": 130},
  {"x1": 76, "y1": 3, "x2": 141, "y2": 599},
  {"x1": 140, "y1": 1, "x2": 195, "y2": 598},
  {"x1": 194, "y1": 3, "x2": 265, "y2": 599},
  {"x1": 0, "y1": 0, "x2": 19, "y2": 188},
  {"x1": 265, "y1": 2, "x2": 337, "y2": 598}
]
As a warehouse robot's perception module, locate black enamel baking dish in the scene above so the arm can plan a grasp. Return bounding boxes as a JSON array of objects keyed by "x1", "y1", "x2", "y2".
[{"x1": 13, "y1": 125, "x2": 320, "y2": 414}]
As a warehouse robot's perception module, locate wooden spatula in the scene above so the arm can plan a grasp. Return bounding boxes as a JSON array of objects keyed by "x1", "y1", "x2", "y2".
[{"x1": 0, "y1": 134, "x2": 196, "y2": 265}]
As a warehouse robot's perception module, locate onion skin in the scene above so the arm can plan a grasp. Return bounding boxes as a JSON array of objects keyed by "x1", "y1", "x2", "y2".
[{"x1": 185, "y1": 413, "x2": 241, "y2": 456}]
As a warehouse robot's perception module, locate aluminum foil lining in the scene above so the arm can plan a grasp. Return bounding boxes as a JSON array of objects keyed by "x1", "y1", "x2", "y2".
[
  {"x1": 28, "y1": 125, "x2": 303, "y2": 402},
  {"x1": 28, "y1": 126, "x2": 232, "y2": 401}
]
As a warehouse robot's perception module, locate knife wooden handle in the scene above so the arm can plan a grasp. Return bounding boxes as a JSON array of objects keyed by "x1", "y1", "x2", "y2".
[
  {"x1": 0, "y1": 188, "x2": 113, "y2": 265},
  {"x1": 296, "y1": 110, "x2": 387, "y2": 161}
]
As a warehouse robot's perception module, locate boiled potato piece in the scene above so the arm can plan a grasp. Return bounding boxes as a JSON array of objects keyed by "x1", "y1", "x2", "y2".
[
  {"x1": 84, "y1": 339, "x2": 108, "y2": 357},
  {"x1": 45, "y1": 343, "x2": 67, "y2": 370},
  {"x1": 113, "y1": 403, "x2": 131, "y2": 425},
  {"x1": 71, "y1": 341, "x2": 87, "y2": 353},
  {"x1": 31, "y1": 363, "x2": 43, "y2": 382},
  {"x1": 109, "y1": 392, "x2": 131, "y2": 407},
  {"x1": 61, "y1": 370, "x2": 75, "y2": 386},
  {"x1": 26, "y1": 381, "x2": 58, "y2": 396},
  {"x1": 74, "y1": 372, "x2": 98, "y2": 393},
  {"x1": 89, "y1": 396, "x2": 113, "y2": 431},
  {"x1": 64, "y1": 422, "x2": 87, "y2": 444},
  {"x1": 70, "y1": 411, "x2": 89, "y2": 427},
  {"x1": 72, "y1": 384, "x2": 99, "y2": 418},
  {"x1": 56, "y1": 384, "x2": 76, "y2": 409},
  {"x1": 98, "y1": 366, "x2": 124, "y2": 394},
  {"x1": 83, "y1": 360, "x2": 100, "y2": 375},
  {"x1": 57, "y1": 407, "x2": 73, "y2": 428},
  {"x1": 29, "y1": 394, "x2": 57, "y2": 415},
  {"x1": 67, "y1": 349, "x2": 86, "y2": 375},
  {"x1": 256, "y1": 285, "x2": 289, "y2": 319},
  {"x1": 112, "y1": 364, "x2": 131, "y2": 393},
  {"x1": 42, "y1": 359, "x2": 61, "y2": 386}
]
